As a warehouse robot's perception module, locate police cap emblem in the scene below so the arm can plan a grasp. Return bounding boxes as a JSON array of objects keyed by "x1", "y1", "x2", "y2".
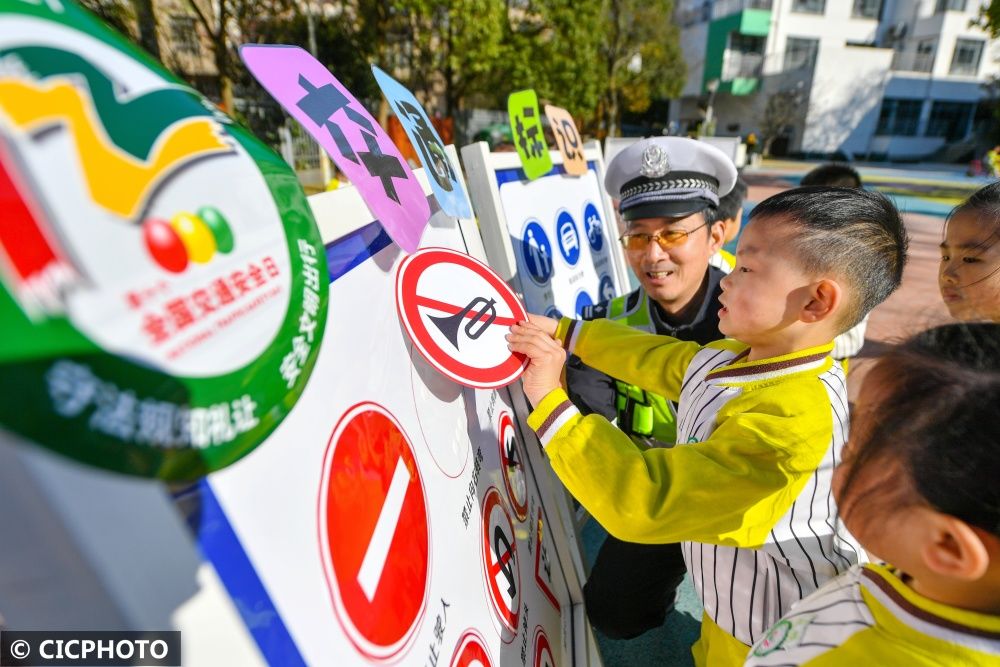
[{"x1": 639, "y1": 144, "x2": 671, "y2": 178}]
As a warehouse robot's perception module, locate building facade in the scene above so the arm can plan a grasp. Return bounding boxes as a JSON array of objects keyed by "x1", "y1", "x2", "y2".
[{"x1": 674, "y1": 0, "x2": 1000, "y2": 160}]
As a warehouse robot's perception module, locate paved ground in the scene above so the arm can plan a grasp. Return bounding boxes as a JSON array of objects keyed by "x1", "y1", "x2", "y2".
[{"x1": 592, "y1": 159, "x2": 973, "y2": 666}]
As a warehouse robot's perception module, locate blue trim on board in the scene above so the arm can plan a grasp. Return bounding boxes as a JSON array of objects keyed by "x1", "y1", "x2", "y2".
[
  {"x1": 493, "y1": 160, "x2": 598, "y2": 187},
  {"x1": 195, "y1": 224, "x2": 391, "y2": 665},
  {"x1": 195, "y1": 481, "x2": 307, "y2": 667}
]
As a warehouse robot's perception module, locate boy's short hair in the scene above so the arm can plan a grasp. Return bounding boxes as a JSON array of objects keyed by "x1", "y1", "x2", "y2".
[
  {"x1": 717, "y1": 176, "x2": 748, "y2": 221},
  {"x1": 749, "y1": 186, "x2": 908, "y2": 329},
  {"x1": 800, "y1": 163, "x2": 862, "y2": 189}
]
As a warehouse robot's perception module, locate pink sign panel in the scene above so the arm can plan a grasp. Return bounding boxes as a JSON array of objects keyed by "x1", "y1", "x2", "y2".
[{"x1": 240, "y1": 45, "x2": 430, "y2": 253}]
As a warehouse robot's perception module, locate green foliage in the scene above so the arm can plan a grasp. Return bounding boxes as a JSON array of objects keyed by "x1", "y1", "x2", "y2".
[
  {"x1": 597, "y1": 0, "x2": 686, "y2": 136},
  {"x1": 972, "y1": 0, "x2": 1000, "y2": 38},
  {"x1": 498, "y1": 0, "x2": 604, "y2": 118},
  {"x1": 127, "y1": 0, "x2": 687, "y2": 142}
]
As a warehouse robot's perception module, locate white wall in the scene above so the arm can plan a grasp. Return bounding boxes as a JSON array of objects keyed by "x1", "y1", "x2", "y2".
[
  {"x1": 763, "y1": 0, "x2": 880, "y2": 75},
  {"x1": 680, "y1": 21, "x2": 710, "y2": 97},
  {"x1": 802, "y1": 45, "x2": 894, "y2": 155},
  {"x1": 868, "y1": 134, "x2": 947, "y2": 157}
]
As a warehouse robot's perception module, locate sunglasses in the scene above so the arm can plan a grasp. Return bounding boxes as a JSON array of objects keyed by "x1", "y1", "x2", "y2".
[{"x1": 618, "y1": 221, "x2": 710, "y2": 252}]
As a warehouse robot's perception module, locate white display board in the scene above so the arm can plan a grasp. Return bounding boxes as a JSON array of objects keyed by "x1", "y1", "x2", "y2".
[
  {"x1": 602, "y1": 137, "x2": 638, "y2": 169},
  {"x1": 698, "y1": 136, "x2": 745, "y2": 168},
  {"x1": 196, "y1": 155, "x2": 601, "y2": 666},
  {"x1": 461, "y1": 142, "x2": 630, "y2": 319}
]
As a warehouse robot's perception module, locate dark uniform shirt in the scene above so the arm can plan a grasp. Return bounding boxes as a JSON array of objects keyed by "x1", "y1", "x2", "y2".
[{"x1": 565, "y1": 266, "x2": 727, "y2": 423}]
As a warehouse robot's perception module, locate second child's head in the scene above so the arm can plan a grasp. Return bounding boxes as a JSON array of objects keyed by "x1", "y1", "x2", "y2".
[
  {"x1": 716, "y1": 176, "x2": 748, "y2": 245},
  {"x1": 834, "y1": 324, "x2": 1000, "y2": 610},
  {"x1": 939, "y1": 181, "x2": 1000, "y2": 322},
  {"x1": 719, "y1": 186, "x2": 907, "y2": 353}
]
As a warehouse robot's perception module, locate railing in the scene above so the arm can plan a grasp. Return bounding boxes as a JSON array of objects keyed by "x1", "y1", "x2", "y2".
[
  {"x1": 890, "y1": 51, "x2": 934, "y2": 73},
  {"x1": 722, "y1": 50, "x2": 764, "y2": 80},
  {"x1": 712, "y1": 0, "x2": 773, "y2": 19}
]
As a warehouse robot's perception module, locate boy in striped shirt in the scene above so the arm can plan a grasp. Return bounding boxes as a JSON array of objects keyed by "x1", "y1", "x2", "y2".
[{"x1": 507, "y1": 186, "x2": 909, "y2": 666}]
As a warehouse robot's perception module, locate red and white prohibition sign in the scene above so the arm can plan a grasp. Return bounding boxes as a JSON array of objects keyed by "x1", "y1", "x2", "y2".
[
  {"x1": 318, "y1": 402, "x2": 430, "y2": 660},
  {"x1": 498, "y1": 411, "x2": 529, "y2": 522},
  {"x1": 481, "y1": 486, "x2": 521, "y2": 635},
  {"x1": 396, "y1": 247, "x2": 528, "y2": 389},
  {"x1": 534, "y1": 507, "x2": 561, "y2": 612},
  {"x1": 533, "y1": 626, "x2": 555, "y2": 667},
  {"x1": 450, "y1": 629, "x2": 495, "y2": 667}
]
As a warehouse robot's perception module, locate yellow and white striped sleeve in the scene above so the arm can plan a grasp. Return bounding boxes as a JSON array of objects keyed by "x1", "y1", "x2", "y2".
[
  {"x1": 527, "y1": 382, "x2": 830, "y2": 547},
  {"x1": 555, "y1": 317, "x2": 701, "y2": 402}
]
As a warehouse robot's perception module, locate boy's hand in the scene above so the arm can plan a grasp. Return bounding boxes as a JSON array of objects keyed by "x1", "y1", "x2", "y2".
[
  {"x1": 526, "y1": 312, "x2": 559, "y2": 337},
  {"x1": 507, "y1": 320, "x2": 566, "y2": 407}
]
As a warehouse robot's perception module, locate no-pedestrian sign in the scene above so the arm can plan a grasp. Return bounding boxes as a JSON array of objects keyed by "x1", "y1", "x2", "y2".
[
  {"x1": 318, "y1": 402, "x2": 430, "y2": 660},
  {"x1": 396, "y1": 247, "x2": 527, "y2": 389}
]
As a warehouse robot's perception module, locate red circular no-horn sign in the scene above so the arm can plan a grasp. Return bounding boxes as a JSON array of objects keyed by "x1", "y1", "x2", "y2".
[
  {"x1": 450, "y1": 629, "x2": 495, "y2": 667},
  {"x1": 396, "y1": 247, "x2": 528, "y2": 389},
  {"x1": 318, "y1": 402, "x2": 430, "y2": 660}
]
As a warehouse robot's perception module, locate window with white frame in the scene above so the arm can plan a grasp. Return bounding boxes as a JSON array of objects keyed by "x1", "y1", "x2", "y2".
[
  {"x1": 950, "y1": 38, "x2": 983, "y2": 76},
  {"x1": 784, "y1": 37, "x2": 819, "y2": 71},
  {"x1": 935, "y1": 0, "x2": 966, "y2": 12},
  {"x1": 791, "y1": 0, "x2": 825, "y2": 13},
  {"x1": 926, "y1": 101, "x2": 974, "y2": 140},
  {"x1": 852, "y1": 0, "x2": 881, "y2": 18},
  {"x1": 876, "y1": 98, "x2": 923, "y2": 136}
]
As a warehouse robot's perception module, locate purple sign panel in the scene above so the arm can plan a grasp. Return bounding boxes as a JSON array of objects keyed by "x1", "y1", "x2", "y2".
[{"x1": 240, "y1": 45, "x2": 430, "y2": 253}]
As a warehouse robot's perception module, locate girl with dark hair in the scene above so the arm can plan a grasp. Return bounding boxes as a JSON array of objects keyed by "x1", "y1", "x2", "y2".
[
  {"x1": 940, "y1": 182, "x2": 1000, "y2": 322},
  {"x1": 746, "y1": 323, "x2": 1000, "y2": 666}
]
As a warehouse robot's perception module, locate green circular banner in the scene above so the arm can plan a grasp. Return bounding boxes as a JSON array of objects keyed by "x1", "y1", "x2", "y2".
[{"x1": 0, "y1": 0, "x2": 328, "y2": 479}]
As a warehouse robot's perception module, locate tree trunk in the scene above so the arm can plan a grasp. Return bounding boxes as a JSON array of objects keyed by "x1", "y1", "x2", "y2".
[
  {"x1": 377, "y1": 97, "x2": 390, "y2": 131},
  {"x1": 606, "y1": 89, "x2": 619, "y2": 138},
  {"x1": 215, "y1": 41, "x2": 233, "y2": 112},
  {"x1": 131, "y1": 0, "x2": 161, "y2": 59}
]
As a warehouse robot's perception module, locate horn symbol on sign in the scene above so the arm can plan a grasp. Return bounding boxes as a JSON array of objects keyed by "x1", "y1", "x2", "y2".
[{"x1": 429, "y1": 296, "x2": 497, "y2": 350}]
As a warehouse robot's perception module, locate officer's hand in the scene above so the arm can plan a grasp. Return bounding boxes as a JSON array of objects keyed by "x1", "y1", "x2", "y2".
[
  {"x1": 507, "y1": 321, "x2": 565, "y2": 407},
  {"x1": 526, "y1": 312, "x2": 558, "y2": 337}
]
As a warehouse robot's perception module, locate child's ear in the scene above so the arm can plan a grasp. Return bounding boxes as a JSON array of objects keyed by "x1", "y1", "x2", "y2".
[
  {"x1": 801, "y1": 279, "x2": 842, "y2": 323},
  {"x1": 921, "y1": 514, "x2": 991, "y2": 581}
]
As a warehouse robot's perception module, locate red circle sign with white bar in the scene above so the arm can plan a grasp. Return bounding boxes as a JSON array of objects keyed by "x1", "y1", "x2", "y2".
[
  {"x1": 318, "y1": 402, "x2": 430, "y2": 660},
  {"x1": 396, "y1": 247, "x2": 527, "y2": 389}
]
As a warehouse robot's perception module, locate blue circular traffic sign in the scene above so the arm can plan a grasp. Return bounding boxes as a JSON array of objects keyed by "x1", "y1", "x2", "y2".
[
  {"x1": 598, "y1": 275, "x2": 615, "y2": 303},
  {"x1": 520, "y1": 220, "x2": 554, "y2": 286},
  {"x1": 582, "y1": 202, "x2": 604, "y2": 252},
  {"x1": 574, "y1": 290, "x2": 593, "y2": 317},
  {"x1": 555, "y1": 210, "x2": 580, "y2": 266}
]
